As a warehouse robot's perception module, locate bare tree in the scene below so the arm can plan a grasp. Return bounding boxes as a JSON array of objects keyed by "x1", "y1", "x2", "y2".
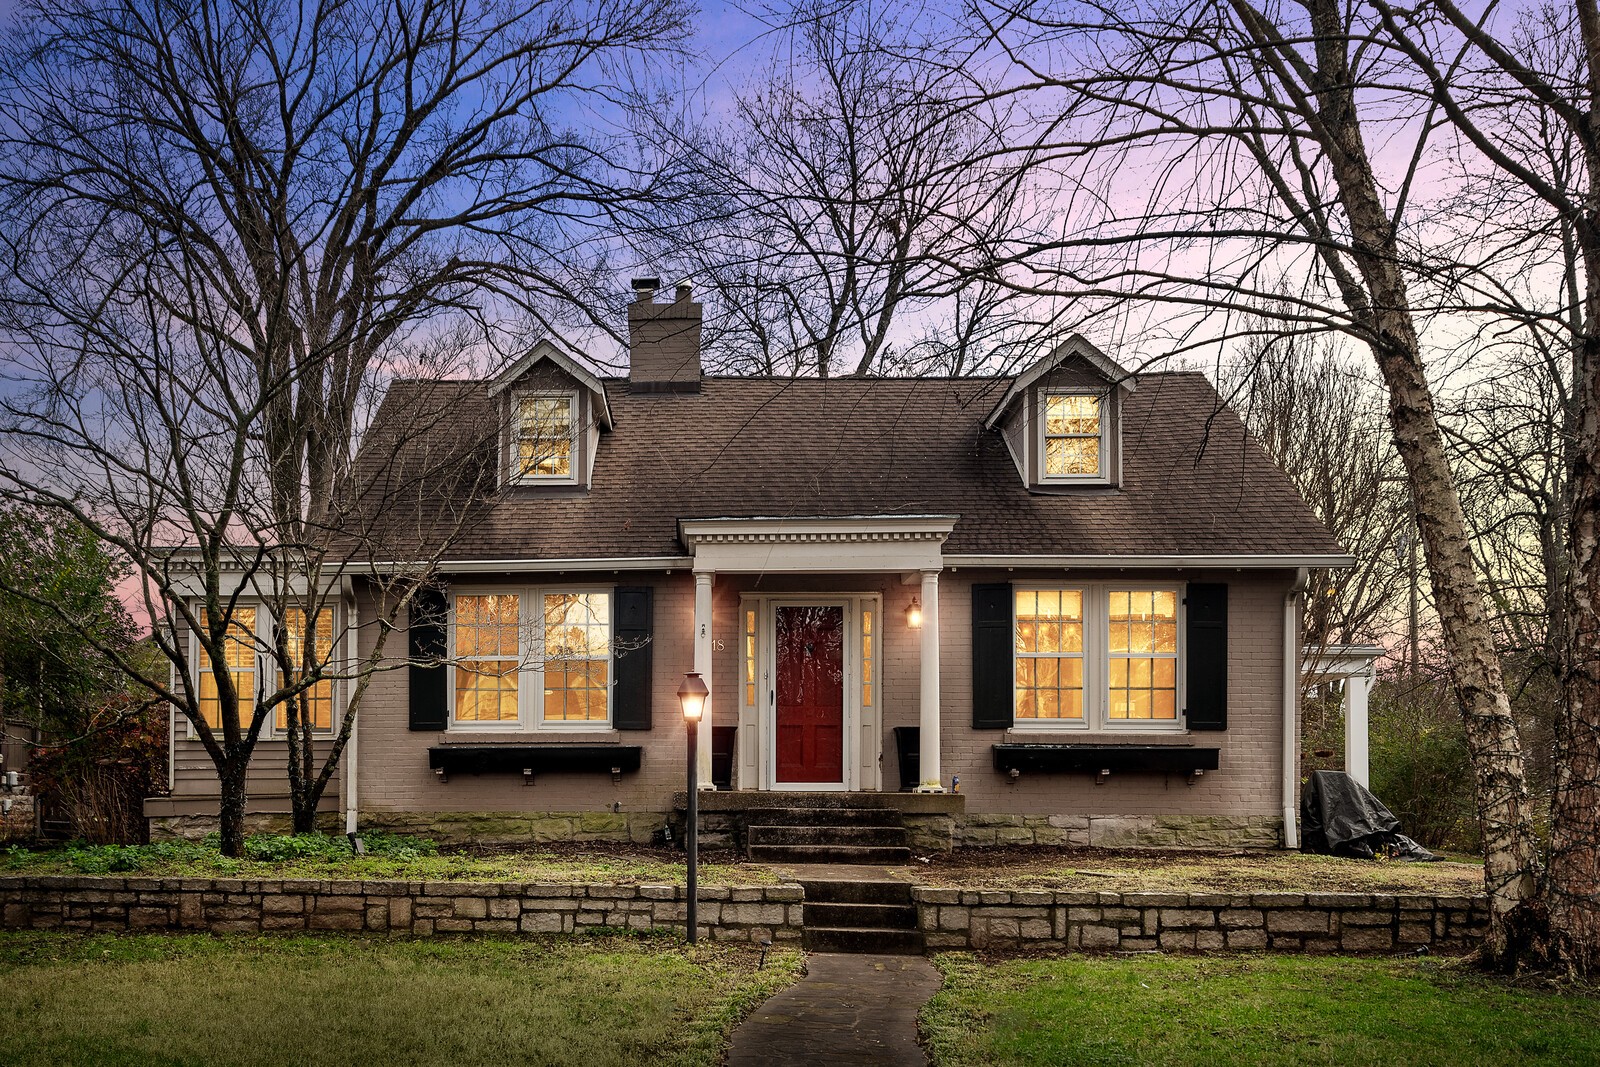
[
  {"x1": 1219, "y1": 334, "x2": 1412, "y2": 653},
  {"x1": 970, "y1": 0, "x2": 1544, "y2": 964},
  {"x1": 638, "y1": 0, "x2": 1042, "y2": 377},
  {"x1": 0, "y1": 0, "x2": 688, "y2": 852}
]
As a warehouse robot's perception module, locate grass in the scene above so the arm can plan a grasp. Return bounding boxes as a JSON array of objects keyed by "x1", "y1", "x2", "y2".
[
  {"x1": 910, "y1": 848, "x2": 1484, "y2": 895},
  {"x1": 0, "y1": 835, "x2": 777, "y2": 886},
  {"x1": 0, "y1": 931, "x2": 802, "y2": 1067},
  {"x1": 922, "y1": 953, "x2": 1600, "y2": 1067}
]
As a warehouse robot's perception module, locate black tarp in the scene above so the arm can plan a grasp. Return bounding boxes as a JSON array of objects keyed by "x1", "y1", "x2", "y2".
[{"x1": 1300, "y1": 769, "x2": 1438, "y2": 861}]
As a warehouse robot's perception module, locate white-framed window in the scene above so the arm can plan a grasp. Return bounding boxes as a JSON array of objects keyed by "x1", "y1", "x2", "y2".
[
  {"x1": 1012, "y1": 583, "x2": 1184, "y2": 731},
  {"x1": 448, "y1": 586, "x2": 613, "y2": 729},
  {"x1": 1039, "y1": 392, "x2": 1107, "y2": 481},
  {"x1": 513, "y1": 391, "x2": 578, "y2": 482},
  {"x1": 189, "y1": 603, "x2": 338, "y2": 737}
]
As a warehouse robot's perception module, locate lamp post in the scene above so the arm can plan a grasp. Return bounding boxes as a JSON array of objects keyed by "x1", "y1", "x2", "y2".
[{"x1": 677, "y1": 671, "x2": 709, "y2": 945}]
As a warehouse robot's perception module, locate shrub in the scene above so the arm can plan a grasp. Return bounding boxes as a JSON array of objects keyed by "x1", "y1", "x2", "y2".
[{"x1": 1368, "y1": 673, "x2": 1480, "y2": 853}]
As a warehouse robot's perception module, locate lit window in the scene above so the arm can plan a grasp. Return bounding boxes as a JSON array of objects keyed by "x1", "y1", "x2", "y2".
[
  {"x1": 1108, "y1": 590, "x2": 1179, "y2": 720},
  {"x1": 277, "y1": 608, "x2": 334, "y2": 731},
  {"x1": 198, "y1": 607, "x2": 258, "y2": 729},
  {"x1": 542, "y1": 592, "x2": 610, "y2": 723},
  {"x1": 861, "y1": 609, "x2": 875, "y2": 708},
  {"x1": 744, "y1": 608, "x2": 758, "y2": 708},
  {"x1": 454, "y1": 594, "x2": 521, "y2": 722},
  {"x1": 516, "y1": 395, "x2": 575, "y2": 479},
  {"x1": 1014, "y1": 590, "x2": 1085, "y2": 721},
  {"x1": 1043, "y1": 394, "x2": 1103, "y2": 478}
]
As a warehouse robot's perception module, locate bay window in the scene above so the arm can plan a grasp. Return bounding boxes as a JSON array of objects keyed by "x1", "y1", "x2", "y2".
[
  {"x1": 449, "y1": 587, "x2": 613, "y2": 729},
  {"x1": 1013, "y1": 585, "x2": 1183, "y2": 730},
  {"x1": 191, "y1": 603, "x2": 338, "y2": 736}
]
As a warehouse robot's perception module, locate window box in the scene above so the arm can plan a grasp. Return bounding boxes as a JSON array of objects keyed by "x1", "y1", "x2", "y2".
[
  {"x1": 427, "y1": 744, "x2": 642, "y2": 780},
  {"x1": 991, "y1": 743, "x2": 1219, "y2": 776}
]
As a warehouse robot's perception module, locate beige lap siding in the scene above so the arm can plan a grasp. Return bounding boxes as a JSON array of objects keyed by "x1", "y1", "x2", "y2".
[{"x1": 353, "y1": 568, "x2": 1296, "y2": 836}]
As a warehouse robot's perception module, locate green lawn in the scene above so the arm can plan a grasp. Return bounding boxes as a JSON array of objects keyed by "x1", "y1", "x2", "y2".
[
  {"x1": 922, "y1": 953, "x2": 1600, "y2": 1067},
  {"x1": 0, "y1": 932, "x2": 801, "y2": 1067}
]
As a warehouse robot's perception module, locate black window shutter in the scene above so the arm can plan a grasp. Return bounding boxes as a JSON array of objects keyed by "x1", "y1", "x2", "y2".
[
  {"x1": 1185, "y1": 583, "x2": 1228, "y2": 730},
  {"x1": 612, "y1": 587, "x2": 653, "y2": 731},
  {"x1": 971, "y1": 582, "x2": 1015, "y2": 729},
  {"x1": 408, "y1": 587, "x2": 449, "y2": 731}
]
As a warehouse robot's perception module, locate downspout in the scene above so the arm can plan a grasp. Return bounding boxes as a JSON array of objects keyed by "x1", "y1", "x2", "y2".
[
  {"x1": 343, "y1": 577, "x2": 359, "y2": 836},
  {"x1": 1282, "y1": 567, "x2": 1310, "y2": 849}
]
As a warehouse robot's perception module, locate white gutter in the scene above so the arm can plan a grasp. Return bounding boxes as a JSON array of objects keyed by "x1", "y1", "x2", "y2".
[
  {"x1": 1282, "y1": 567, "x2": 1310, "y2": 849},
  {"x1": 343, "y1": 578, "x2": 359, "y2": 836},
  {"x1": 945, "y1": 554, "x2": 1356, "y2": 569},
  {"x1": 360, "y1": 555, "x2": 693, "y2": 574}
]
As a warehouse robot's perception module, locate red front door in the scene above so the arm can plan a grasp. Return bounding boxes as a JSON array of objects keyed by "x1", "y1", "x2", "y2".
[{"x1": 775, "y1": 604, "x2": 845, "y2": 784}]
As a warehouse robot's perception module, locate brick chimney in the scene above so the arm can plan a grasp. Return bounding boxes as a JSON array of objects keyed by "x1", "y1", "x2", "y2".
[{"x1": 627, "y1": 278, "x2": 702, "y2": 393}]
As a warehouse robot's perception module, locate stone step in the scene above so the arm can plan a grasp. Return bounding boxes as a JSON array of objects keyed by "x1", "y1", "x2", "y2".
[
  {"x1": 796, "y1": 879, "x2": 914, "y2": 906},
  {"x1": 736, "y1": 806, "x2": 906, "y2": 828},
  {"x1": 747, "y1": 843, "x2": 912, "y2": 865},
  {"x1": 747, "y1": 824, "x2": 909, "y2": 848},
  {"x1": 804, "y1": 902, "x2": 919, "y2": 929},
  {"x1": 803, "y1": 925, "x2": 925, "y2": 955}
]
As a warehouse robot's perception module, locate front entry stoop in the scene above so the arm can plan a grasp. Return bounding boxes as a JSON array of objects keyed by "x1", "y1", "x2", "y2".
[
  {"x1": 744, "y1": 806, "x2": 911, "y2": 865},
  {"x1": 798, "y1": 877, "x2": 925, "y2": 955}
]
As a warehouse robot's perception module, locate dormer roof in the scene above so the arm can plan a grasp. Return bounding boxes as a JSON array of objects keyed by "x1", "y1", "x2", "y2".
[
  {"x1": 983, "y1": 334, "x2": 1135, "y2": 431},
  {"x1": 488, "y1": 339, "x2": 614, "y2": 430}
]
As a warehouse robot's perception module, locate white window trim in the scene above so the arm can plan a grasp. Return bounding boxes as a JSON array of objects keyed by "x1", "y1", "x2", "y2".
[
  {"x1": 510, "y1": 389, "x2": 580, "y2": 485},
  {"x1": 446, "y1": 584, "x2": 614, "y2": 731},
  {"x1": 1009, "y1": 582, "x2": 1186, "y2": 733},
  {"x1": 185, "y1": 600, "x2": 339, "y2": 740},
  {"x1": 1037, "y1": 390, "x2": 1111, "y2": 485}
]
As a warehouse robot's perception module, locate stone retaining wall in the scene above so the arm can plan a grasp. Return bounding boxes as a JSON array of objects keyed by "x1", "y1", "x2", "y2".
[
  {"x1": 914, "y1": 888, "x2": 1488, "y2": 954},
  {"x1": 0, "y1": 875, "x2": 801, "y2": 944},
  {"x1": 0, "y1": 876, "x2": 1488, "y2": 956}
]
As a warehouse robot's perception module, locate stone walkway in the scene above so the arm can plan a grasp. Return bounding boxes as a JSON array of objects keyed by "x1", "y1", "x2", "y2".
[{"x1": 726, "y1": 953, "x2": 942, "y2": 1067}]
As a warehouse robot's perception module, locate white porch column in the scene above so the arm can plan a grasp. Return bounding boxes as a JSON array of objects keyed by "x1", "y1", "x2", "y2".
[
  {"x1": 693, "y1": 570, "x2": 716, "y2": 790},
  {"x1": 915, "y1": 570, "x2": 944, "y2": 793},
  {"x1": 1344, "y1": 671, "x2": 1372, "y2": 788}
]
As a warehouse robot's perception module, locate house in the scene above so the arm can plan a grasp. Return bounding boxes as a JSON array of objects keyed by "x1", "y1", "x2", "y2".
[{"x1": 146, "y1": 281, "x2": 1351, "y2": 852}]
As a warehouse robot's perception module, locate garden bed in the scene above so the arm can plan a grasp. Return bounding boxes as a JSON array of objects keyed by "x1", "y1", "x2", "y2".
[{"x1": 909, "y1": 846, "x2": 1483, "y2": 894}]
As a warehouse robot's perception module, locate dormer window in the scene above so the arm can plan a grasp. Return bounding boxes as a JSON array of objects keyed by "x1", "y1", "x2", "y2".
[
  {"x1": 1042, "y1": 393, "x2": 1106, "y2": 481},
  {"x1": 515, "y1": 392, "x2": 577, "y2": 482}
]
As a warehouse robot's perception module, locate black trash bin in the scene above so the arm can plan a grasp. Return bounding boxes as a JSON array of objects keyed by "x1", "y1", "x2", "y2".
[{"x1": 893, "y1": 726, "x2": 920, "y2": 791}]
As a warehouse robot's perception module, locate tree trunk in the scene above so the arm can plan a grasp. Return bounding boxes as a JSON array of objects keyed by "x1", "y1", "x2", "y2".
[
  {"x1": 1547, "y1": 207, "x2": 1600, "y2": 974},
  {"x1": 1278, "y1": 0, "x2": 1542, "y2": 963},
  {"x1": 217, "y1": 761, "x2": 249, "y2": 857}
]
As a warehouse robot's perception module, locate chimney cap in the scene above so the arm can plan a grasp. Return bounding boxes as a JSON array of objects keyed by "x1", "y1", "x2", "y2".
[
  {"x1": 631, "y1": 276, "x2": 661, "y2": 294},
  {"x1": 675, "y1": 283, "x2": 691, "y2": 303}
]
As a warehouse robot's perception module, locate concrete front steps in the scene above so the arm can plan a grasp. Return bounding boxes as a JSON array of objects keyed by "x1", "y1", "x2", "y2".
[
  {"x1": 798, "y1": 877, "x2": 924, "y2": 955},
  {"x1": 744, "y1": 807, "x2": 911, "y2": 866}
]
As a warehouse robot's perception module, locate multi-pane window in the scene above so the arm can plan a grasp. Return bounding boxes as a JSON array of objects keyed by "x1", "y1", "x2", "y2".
[
  {"x1": 861, "y1": 609, "x2": 876, "y2": 708},
  {"x1": 277, "y1": 608, "x2": 334, "y2": 731},
  {"x1": 454, "y1": 594, "x2": 521, "y2": 723},
  {"x1": 1013, "y1": 586, "x2": 1183, "y2": 729},
  {"x1": 1014, "y1": 590, "x2": 1085, "y2": 721},
  {"x1": 744, "y1": 608, "x2": 758, "y2": 709},
  {"x1": 516, "y1": 395, "x2": 575, "y2": 479},
  {"x1": 1108, "y1": 590, "x2": 1179, "y2": 721},
  {"x1": 542, "y1": 592, "x2": 610, "y2": 723},
  {"x1": 1042, "y1": 394, "x2": 1103, "y2": 478},
  {"x1": 197, "y1": 607, "x2": 258, "y2": 729}
]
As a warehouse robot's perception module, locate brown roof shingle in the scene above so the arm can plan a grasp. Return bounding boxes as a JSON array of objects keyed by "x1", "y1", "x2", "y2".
[{"x1": 352, "y1": 372, "x2": 1345, "y2": 562}]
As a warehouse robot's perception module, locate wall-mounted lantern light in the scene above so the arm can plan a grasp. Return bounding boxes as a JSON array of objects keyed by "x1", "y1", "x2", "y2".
[{"x1": 906, "y1": 597, "x2": 923, "y2": 629}]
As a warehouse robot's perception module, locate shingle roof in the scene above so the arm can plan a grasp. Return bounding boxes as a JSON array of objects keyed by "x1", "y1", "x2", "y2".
[{"x1": 351, "y1": 372, "x2": 1345, "y2": 562}]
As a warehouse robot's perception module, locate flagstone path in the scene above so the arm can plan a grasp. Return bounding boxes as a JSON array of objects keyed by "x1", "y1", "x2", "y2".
[{"x1": 726, "y1": 952, "x2": 941, "y2": 1067}]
